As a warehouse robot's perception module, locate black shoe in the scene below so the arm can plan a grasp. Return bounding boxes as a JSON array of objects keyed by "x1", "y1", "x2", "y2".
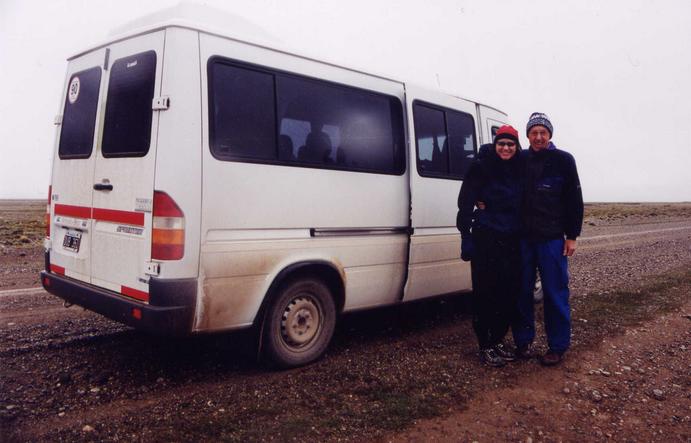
[
  {"x1": 493, "y1": 343, "x2": 517, "y2": 362},
  {"x1": 515, "y1": 344, "x2": 538, "y2": 359},
  {"x1": 540, "y1": 350, "x2": 563, "y2": 366},
  {"x1": 479, "y1": 348, "x2": 506, "y2": 367}
]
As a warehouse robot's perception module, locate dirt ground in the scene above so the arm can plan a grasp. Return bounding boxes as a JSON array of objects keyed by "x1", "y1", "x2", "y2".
[
  {"x1": 392, "y1": 297, "x2": 691, "y2": 442},
  {"x1": 1, "y1": 201, "x2": 690, "y2": 442}
]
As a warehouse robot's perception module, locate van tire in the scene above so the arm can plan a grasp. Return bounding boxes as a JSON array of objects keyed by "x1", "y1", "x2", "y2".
[{"x1": 262, "y1": 277, "x2": 336, "y2": 368}]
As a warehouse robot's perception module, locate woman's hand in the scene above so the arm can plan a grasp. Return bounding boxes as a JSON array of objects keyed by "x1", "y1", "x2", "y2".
[{"x1": 461, "y1": 237, "x2": 474, "y2": 261}]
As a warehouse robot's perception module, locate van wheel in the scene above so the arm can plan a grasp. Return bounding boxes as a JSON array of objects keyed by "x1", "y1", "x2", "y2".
[{"x1": 262, "y1": 278, "x2": 336, "y2": 368}]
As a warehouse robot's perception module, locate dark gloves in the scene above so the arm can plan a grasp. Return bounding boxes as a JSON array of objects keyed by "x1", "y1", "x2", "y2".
[{"x1": 461, "y1": 237, "x2": 474, "y2": 262}]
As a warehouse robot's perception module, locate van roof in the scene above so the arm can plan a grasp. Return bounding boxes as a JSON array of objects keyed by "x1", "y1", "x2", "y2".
[
  {"x1": 107, "y1": 3, "x2": 282, "y2": 48},
  {"x1": 68, "y1": 3, "x2": 505, "y2": 117},
  {"x1": 69, "y1": 3, "x2": 281, "y2": 60}
]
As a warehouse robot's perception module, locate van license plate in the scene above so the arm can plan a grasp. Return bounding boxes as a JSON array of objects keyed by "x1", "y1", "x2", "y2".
[{"x1": 62, "y1": 230, "x2": 82, "y2": 252}]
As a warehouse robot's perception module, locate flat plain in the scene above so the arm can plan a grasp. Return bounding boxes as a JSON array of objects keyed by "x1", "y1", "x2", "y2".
[{"x1": 1, "y1": 201, "x2": 690, "y2": 442}]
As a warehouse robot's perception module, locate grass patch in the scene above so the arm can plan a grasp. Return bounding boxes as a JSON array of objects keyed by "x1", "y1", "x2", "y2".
[
  {"x1": 0, "y1": 200, "x2": 45, "y2": 248},
  {"x1": 572, "y1": 267, "x2": 691, "y2": 347},
  {"x1": 0, "y1": 219, "x2": 44, "y2": 247},
  {"x1": 276, "y1": 416, "x2": 315, "y2": 440},
  {"x1": 362, "y1": 387, "x2": 440, "y2": 430},
  {"x1": 584, "y1": 202, "x2": 691, "y2": 220}
]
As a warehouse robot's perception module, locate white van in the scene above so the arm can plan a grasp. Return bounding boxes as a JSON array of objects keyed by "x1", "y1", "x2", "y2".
[{"x1": 41, "y1": 8, "x2": 509, "y2": 367}]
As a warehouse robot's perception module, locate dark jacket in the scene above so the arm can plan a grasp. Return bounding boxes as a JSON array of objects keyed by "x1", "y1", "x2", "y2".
[
  {"x1": 457, "y1": 144, "x2": 523, "y2": 238},
  {"x1": 522, "y1": 142, "x2": 583, "y2": 240}
]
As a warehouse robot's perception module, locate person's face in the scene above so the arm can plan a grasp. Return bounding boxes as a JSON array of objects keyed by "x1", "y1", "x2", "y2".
[
  {"x1": 495, "y1": 138, "x2": 517, "y2": 160},
  {"x1": 527, "y1": 126, "x2": 551, "y2": 151}
]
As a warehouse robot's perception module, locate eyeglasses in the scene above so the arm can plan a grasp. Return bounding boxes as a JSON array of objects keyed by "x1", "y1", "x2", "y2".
[{"x1": 496, "y1": 141, "x2": 516, "y2": 147}]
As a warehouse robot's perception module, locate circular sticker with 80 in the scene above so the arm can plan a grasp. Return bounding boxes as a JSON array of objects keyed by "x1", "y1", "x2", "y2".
[{"x1": 68, "y1": 76, "x2": 80, "y2": 104}]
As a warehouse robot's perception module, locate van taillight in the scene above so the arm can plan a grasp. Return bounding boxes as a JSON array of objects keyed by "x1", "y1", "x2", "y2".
[
  {"x1": 45, "y1": 185, "x2": 52, "y2": 238},
  {"x1": 151, "y1": 191, "x2": 185, "y2": 260}
]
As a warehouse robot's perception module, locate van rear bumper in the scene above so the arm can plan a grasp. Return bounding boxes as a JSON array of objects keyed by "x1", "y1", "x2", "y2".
[{"x1": 40, "y1": 271, "x2": 197, "y2": 335}]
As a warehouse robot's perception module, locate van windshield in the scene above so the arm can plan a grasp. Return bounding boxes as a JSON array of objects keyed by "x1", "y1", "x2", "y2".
[
  {"x1": 58, "y1": 67, "x2": 102, "y2": 159},
  {"x1": 102, "y1": 50, "x2": 157, "y2": 157}
]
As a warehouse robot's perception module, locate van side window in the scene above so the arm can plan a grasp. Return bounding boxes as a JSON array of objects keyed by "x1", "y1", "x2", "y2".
[
  {"x1": 58, "y1": 67, "x2": 102, "y2": 159},
  {"x1": 413, "y1": 105, "x2": 447, "y2": 175},
  {"x1": 209, "y1": 64, "x2": 276, "y2": 160},
  {"x1": 277, "y1": 75, "x2": 404, "y2": 173},
  {"x1": 413, "y1": 102, "x2": 476, "y2": 180},
  {"x1": 208, "y1": 58, "x2": 405, "y2": 175},
  {"x1": 102, "y1": 50, "x2": 157, "y2": 158},
  {"x1": 448, "y1": 112, "x2": 476, "y2": 177}
]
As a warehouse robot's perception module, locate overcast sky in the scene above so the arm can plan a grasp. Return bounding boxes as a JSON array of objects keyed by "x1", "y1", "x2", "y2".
[{"x1": 1, "y1": 0, "x2": 690, "y2": 201}]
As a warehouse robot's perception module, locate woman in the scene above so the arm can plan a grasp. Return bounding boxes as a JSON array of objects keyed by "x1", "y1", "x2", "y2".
[{"x1": 457, "y1": 125, "x2": 523, "y2": 367}]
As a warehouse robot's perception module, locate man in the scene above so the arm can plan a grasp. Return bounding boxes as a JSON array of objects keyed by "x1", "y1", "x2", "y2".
[{"x1": 513, "y1": 112, "x2": 583, "y2": 366}]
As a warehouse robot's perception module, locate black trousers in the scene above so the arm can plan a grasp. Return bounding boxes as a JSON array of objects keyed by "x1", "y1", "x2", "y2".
[{"x1": 470, "y1": 228, "x2": 521, "y2": 350}]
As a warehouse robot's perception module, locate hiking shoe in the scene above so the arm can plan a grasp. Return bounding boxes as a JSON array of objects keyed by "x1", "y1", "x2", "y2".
[
  {"x1": 479, "y1": 348, "x2": 506, "y2": 367},
  {"x1": 540, "y1": 350, "x2": 563, "y2": 366},
  {"x1": 493, "y1": 343, "x2": 517, "y2": 362},
  {"x1": 515, "y1": 344, "x2": 538, "y2": 359}
]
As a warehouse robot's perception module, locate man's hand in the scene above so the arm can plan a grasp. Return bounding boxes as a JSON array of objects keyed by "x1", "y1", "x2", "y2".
[{"x1": 563, "y1": 239, "x2": 577, "y2": 256}]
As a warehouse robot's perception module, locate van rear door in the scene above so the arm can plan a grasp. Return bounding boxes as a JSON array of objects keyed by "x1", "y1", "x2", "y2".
[
  {"x1": 51, "y1": 31, "x2": 165, "y2": 300},
  {"x1": 89, "y1": 31, "x2": 165, "y2": 302},
  {"x1": 50, "y1": 50, "x2": 106, "y2": 283}
]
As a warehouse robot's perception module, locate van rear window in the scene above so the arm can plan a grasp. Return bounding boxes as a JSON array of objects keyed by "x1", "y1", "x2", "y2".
[
  {"x1": 208, "y1": 58, "x2": 405, "y2": 175},
  {"x1": 102, "y1": 51, "x2": 157, "y2": 157},
  {"x1": 58, "y1": 67, "x2": 102, "y2": 159}
]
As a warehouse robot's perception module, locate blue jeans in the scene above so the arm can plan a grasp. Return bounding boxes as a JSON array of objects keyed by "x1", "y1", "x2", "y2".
[{"x1": 512, "y1": 238, "x2": 571, "y2": 354}]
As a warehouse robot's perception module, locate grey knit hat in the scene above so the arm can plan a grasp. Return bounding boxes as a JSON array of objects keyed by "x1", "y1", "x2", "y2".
[{"x1": 526, "y1": 112, "x2": 553, "y2": 137}]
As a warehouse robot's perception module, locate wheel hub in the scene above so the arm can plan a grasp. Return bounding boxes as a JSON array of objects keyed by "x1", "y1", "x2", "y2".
[{"x1": 281, "y1": 296, "x2": 320, "y2": 347}]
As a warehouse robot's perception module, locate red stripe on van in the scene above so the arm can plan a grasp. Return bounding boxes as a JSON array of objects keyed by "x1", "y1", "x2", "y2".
[
  {"x1": 93, "y1": 208, "x2": 145, "y2": 226},
  {"x1": 121, "y1": 285, "x2": 149, "y2": 302},
  {"x1": 50, "y1": 264, "x2": 65, "y2": 275},
  {"x1": 54, "y1": 204, "x2": 92, "y2": 219}
]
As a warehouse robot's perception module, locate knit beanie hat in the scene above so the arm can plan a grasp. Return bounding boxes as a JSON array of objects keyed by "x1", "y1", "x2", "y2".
[
  {"x1": 494, "y1": 125, "x2": 520, "y2": 147},
  {"x1": 526, "y1": 112, "x2": 553, "y2": 137}
]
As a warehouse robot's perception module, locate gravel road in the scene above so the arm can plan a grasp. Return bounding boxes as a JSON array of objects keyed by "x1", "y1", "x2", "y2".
[{"x1": 1, "y1": 207, "x2": 690, "y2": 442}]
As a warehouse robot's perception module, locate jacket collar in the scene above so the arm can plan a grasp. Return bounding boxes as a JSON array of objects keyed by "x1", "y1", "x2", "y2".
[{"x1": 529, "y1": 141, "x2": 557, "y2": 155}]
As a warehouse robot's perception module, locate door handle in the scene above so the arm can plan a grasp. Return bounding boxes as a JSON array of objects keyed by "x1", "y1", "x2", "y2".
[{"x1": 93, "y1": 183, "x2": 113, "y2": 191}]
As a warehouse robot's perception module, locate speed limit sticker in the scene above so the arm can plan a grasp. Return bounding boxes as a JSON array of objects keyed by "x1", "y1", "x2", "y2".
[{"x1": 68, "y1": 76, "x2": 80, "y2": 104}]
